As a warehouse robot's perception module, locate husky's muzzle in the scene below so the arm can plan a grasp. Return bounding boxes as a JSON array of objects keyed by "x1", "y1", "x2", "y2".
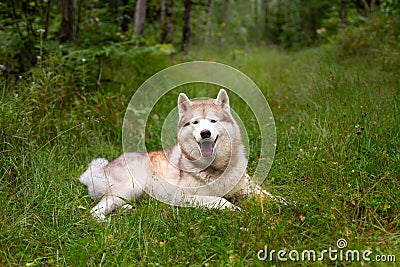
[{"x1": 198, "y1": 129, "x2": 218, "y2": 157}]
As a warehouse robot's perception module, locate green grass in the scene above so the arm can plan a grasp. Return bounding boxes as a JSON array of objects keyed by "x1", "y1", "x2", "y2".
[{"x1": 1, "y1": 45, "x2": 399, "y2": 266}]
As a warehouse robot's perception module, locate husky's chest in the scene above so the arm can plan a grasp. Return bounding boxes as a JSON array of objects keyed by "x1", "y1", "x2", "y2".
[{"x1": 189, "y1": 168, "x2": 223, "y2": 184}]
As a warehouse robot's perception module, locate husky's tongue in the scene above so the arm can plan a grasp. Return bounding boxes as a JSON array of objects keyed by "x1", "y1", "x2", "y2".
[{"x1": 199, "y1": 138, "x2": 215, "y2": 157}]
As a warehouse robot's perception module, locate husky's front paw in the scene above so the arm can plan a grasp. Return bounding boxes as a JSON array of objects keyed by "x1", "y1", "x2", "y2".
[
  {"x1": 187, "y1": 196, "x2": 241, "y2": 210},
  {"x1": 122, "y1": 204, "x2": 134, "y2": 210},
  {"x1": 260, "y1": 189, "x2": 293, "y2": 206},
  {"x1": 91, "y1": 210, "x2": 107, "y2": 222},
  {"x1": 210, "y1": 197, "x2": 241, "y2": 211},
  {"x1": 218, "y1": 201, "x2": 241, "y2": 210},
  {"x1": 90, "y1": 203, "x2": 109, "y2": 222}
]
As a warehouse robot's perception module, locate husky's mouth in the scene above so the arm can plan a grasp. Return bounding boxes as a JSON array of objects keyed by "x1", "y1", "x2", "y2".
[{"x1": 198, "y1": 136, "x2": 218, "y2": 157}]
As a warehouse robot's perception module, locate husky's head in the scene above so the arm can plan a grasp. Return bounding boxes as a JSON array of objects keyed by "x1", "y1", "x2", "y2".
[{"x1": 177, "y1": 89, "x2": 240, "y2": 166}]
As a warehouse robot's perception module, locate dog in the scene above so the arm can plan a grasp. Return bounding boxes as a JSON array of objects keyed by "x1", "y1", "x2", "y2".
[{"x1": 79, "y1": 89, "x2": 283, "y2": 220}]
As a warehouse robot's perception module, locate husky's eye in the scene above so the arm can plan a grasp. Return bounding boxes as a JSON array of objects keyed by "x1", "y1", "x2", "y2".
[
  {"x1": 192, "y1": 121, "x2": 199, "y2": 124},
  {"x1": 210, "y1": 119, "x2": 217, "y2": 123},
  {"x1": 184, "y1": 122, "x2": 190, "y2": 127}
]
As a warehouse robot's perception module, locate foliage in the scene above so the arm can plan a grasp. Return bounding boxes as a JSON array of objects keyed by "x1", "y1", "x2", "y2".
[
  {"x1": 4, "y1": 0, "x2": 398, "y2": 78},
  {"x1": 263, "y1": 0, "x2": 328, "y2": 48},
  {"x1": 334, "y1": 13, "x2": 400, "y2": 72},
  {"x1": 380, "y1": 0, "x2": 400, "y2": 16}
]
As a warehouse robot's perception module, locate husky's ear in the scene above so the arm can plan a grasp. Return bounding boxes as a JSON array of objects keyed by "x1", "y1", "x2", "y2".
[
  {"x1": 178, "y1": 93, "x2": 193, "y2": 116},
  {"x1": 215, "y1": 89, "x2": 229, "y2": 107}
]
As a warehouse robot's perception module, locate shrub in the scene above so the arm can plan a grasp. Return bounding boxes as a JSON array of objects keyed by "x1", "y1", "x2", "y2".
[{"x1": 334, "y1": 13, "x2": 400, "y2": 71}]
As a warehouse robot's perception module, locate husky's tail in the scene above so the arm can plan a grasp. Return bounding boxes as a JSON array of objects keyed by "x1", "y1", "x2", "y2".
[{"x1": 79, "y1": 158, "x2": 109, "y2": 201}]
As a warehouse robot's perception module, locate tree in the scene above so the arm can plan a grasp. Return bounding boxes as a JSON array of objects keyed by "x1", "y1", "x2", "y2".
[
  {"x1": 252, "y1": 0, "x2": 261, "y2": 44},
  {"x1": 341, "y1": 0, "x2": 347, "y2": 26},
  {"x1": 43, "y1": 0, "x2": 52, "y2": 39},
  {"x1": 59, "y1": 0, "x2": 78, "y2": 43},
  {"x1": 160, "y1": 0, "x2": 174, "y2": 43},
  {"x1": 134, "y1": 0, "x2": 147, "y2": 36},
  {"x1": 204, "y1": 0, "x2": 214, "y2": 45},
  {"x1": 111, "y1": 0, "x2": 131, "y2": 32},
  {"x1": 361, "y1": 0, "x2": 376, "y2": 15},
  {"x1": 181, "y1": 0, "x2": 192, "y2": 52},
  {"x1": 220, "y1": 0, "x2": 229, "y2": 46},
  {"x1": 262, "y1": 0, "x2": 270, "y2": 42}
]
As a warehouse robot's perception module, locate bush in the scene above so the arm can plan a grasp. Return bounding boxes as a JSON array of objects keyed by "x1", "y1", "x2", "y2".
[{"x1": 334, "y1": 13, "x2": 400, "y2": 71}]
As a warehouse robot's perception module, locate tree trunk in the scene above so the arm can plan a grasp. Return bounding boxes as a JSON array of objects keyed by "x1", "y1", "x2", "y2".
[
  {"x1": 361, "y1": 0, "x2": 376, "y2": 15},
  {"x1": 371, "y1": 0, "x2": 376, "y2": 14},
  {"x1": 44, "y1": 0, "x2": 52, "y2": 39},
  {"x1": 220, "y1": 0, "x2": 229, "y2": 47},
  {"x1": 59, "y1": 0, "x2": 78, "y2": 43},
  {"x1": 204, "y1": 0, "x2": 214, "y2": 45},
  {"x1": 181, "y1": 0, "x2": 192, "y2": 52},
  {"x1": 253, "y1": 0, "x2": 260, "y2": 43},
  {"x1": 111, "y1": 0, "x2": 130, "y2": 32},
  {"x1": 341, "y1": 0, "x2": 347, "y2": 26},
  {"x1": 262, "y1": 0, "x2": 269, "y2": 43},
  {"x1": 161, "y1": 0, "x2": 166, "y2": 40},
  {"x1": 160, "y1": 0, "x2": 174, "y2": 43},
  {"x1": 134, "y1": 0, "x2": 147, "y2": 36}
]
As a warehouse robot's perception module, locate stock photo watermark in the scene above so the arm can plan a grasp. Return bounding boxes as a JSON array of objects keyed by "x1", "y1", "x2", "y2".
[{"x1": 257, "y1": 238, "x2": 396, "y2": 263}]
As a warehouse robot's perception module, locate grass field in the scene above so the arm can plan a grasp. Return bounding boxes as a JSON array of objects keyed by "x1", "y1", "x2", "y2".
[{"x1": 1, "y1": 45, "x2": 399, "y2": 266}]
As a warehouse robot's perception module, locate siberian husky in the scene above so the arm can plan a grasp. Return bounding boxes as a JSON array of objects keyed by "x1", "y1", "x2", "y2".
[{"x1": 80, "y1": 89, "x2": 283, "y2": 220}]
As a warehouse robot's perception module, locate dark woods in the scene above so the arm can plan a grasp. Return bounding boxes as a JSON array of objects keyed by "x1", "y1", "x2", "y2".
[{"x1": 0, "y1": 0, "x2": 399, "y2": 77}]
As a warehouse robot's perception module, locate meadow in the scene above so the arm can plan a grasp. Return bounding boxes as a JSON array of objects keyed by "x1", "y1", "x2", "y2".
[{"x1": 1, "y1": 43, "x2": 399, "y2": 266}]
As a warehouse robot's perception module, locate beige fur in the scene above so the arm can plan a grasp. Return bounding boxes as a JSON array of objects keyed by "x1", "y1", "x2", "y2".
[{"x1": 79, "y1": 89, "x2": 285, "y2": 220}]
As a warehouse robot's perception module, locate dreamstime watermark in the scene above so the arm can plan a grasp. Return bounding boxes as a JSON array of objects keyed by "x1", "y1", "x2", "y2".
[{"x1": 257, "y1": 238, "x2": 397, "y2": 263}]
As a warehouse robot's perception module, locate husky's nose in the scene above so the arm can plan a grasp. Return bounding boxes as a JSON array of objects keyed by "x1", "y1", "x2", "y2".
[{"x1": 200, "y1": 129, "x2": 211, "y2": 139}]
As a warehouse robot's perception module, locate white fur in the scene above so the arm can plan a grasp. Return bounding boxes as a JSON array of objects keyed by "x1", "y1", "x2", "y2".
[{"x1": 79, "y1": 89, "x2": 287, "y2": 220}]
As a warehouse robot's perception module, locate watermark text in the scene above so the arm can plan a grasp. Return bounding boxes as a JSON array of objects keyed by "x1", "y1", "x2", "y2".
[{"x1": 257, "y1": 239, "x2": 396, "y2": 262}]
